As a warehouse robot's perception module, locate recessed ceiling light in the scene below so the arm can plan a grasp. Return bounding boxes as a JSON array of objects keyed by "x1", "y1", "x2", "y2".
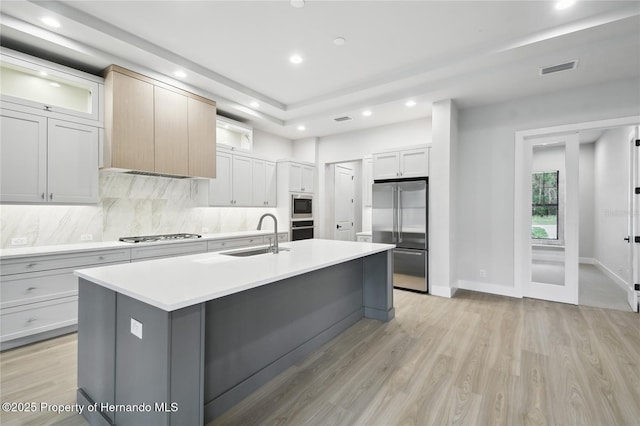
[
  {"x1": 41, "y1": 16, "x2": 61, "y2": 28},
  {"x1": 39, "y1": 71, "x2": 48, "y2": 76},
  {"x1": 405, "y1": 100, "x2": 417, "y2": 108},
  {"x1": 334, "y1": 37, "x2": 346, "y2": 46},
  {"x1": 290, "y1": 0, "x2": 305, "y2": 8},
  {"x1": 362, "y1": 110, "x2": 372, "y2": 117},
  {"x1": 224, "y1": 124, "x2": 229, "y2": 129},
  {"x1": 555, "y1": 0, "x2": 577, "y2": 10},
  {"x1": 173, "y1": 70, "x2": 187, "y2": 78},
  {"x1": 49, "y1": 82, "x2": 61, "y2": 88},
  {"x1": 297, "y1": 125, "x2": 306, "y2": 131},
  {"x1": 250, "y1": 101, "x2": 260, "y2": 108},
  {"x1": 289, "y1": 54, "x2": 303, "y2": 64}
]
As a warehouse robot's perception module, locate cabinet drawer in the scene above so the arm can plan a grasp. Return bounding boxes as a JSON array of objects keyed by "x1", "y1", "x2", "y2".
[
  {"x1": 357, "y1": 236, "x2": 372, "y2": 243},
  {"x1": 1, "y1": 268, "x2": 76, "y2": 309},
  {"x1": 130, "y1": 241, "x2": 207, "y2": 261},
  {"x1": 207, "y1": 236, "x2": 264, "y2": 252},
  {"x1": 0, "y1": 297, "x2": 77, "y2": 342},
  {"x1": 0, "y1": 248, "x2": 131, "y2": 276}
]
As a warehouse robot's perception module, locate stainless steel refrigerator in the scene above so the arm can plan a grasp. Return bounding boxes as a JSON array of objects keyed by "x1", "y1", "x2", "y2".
[{"x1": 372, "y1": 178, "x2": 428, "y2": 293}]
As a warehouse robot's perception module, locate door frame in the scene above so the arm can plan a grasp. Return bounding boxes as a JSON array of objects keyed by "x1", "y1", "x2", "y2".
[{"x1": 514, "y1": 115, "x2": 640, "y2": 301}]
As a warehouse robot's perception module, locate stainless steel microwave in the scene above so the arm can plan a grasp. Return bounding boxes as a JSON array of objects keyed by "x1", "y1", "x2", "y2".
[{"x1": 291, "y1": 194, "x2": 313, "y2": 219}]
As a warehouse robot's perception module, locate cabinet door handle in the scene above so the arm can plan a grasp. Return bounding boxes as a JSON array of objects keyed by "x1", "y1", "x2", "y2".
[
  {"x1": 26, "y1": 263, "x2": 36, "y2": 268},
  {"x1": 26, "y1": 317, "x2": 37, "y2": 324},
  {"x1": 26, "y1": 287, "x2": 37, "y2": 292},
  {"x1": 44, "y1": 105, "x2": 51, "y2": 111},
  {"x1": 49, "y1": 193, "x2": 53, "y2": 200},
  {"x1": 41, "y1": 193, "x2": 45, "y2": 200},
  {"x1": 98, "y1": 256, "x2": 105, "y2": 260}
]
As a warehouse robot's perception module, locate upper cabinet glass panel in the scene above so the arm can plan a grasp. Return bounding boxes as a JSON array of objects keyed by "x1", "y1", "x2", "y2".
[
  {"x1": 0, "y1": 53, "x2": 101, "y2": 122},
  {"x1": 216, "y1": 117, "x2": 253, "y2": 152}
]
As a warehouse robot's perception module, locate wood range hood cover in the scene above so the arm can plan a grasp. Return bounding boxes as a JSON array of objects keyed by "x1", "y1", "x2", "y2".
[{"x1": 102, "y1": 65, "x2": 217, "y2": 179}]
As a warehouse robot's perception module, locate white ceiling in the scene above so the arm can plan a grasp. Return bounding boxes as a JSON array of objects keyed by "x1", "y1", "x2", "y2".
[{"x1": 1, "y1": 0, "x2": 639, "y2": 140}]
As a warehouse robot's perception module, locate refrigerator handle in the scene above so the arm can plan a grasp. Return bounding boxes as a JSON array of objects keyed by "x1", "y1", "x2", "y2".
[
  {"x1": 397, "y1": 187, "x2": 403, "y2": 243},
  {"x1": 392, "y1": 186, "x2": 397, "y2": 243}
]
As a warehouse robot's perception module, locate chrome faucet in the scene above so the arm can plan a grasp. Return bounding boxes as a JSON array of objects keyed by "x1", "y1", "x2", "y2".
[{"x1": 257, "y1": 213, "x2": 279, "y2": 253}]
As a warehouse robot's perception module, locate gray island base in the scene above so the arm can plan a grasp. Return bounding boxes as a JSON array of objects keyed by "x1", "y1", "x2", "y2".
[{"x1": 76, "y1": 247, "x2": 394, "y2": 425}]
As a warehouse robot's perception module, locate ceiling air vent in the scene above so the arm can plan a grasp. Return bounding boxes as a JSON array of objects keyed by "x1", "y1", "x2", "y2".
[
  {"x1": 334, "y1": 116, "x2": 353, "y2": 122},
  {"x1": 540, "y1": 60, "x2": 578, "y2": 75}
]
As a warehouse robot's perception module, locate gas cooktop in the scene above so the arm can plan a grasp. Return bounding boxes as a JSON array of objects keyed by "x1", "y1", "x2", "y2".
[{"x1": 119, "y1": 233, "x2": 202, "y2": 243}]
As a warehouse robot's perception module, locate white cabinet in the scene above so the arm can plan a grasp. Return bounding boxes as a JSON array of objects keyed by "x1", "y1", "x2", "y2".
[
  {"x1": 363, "y1": 157, "x2": 373, "y2": 207},
  {"x1": 0, "y1": 109, "x2": 99, "y2": 204},
  {"x1": 288, "y1": 162, "x2": 314, "y2": 193},
  {"x1": 232, "y1": 155, "x2": 253, "y2": 206},
  {"x1": 373, "y1": 147, "x2": 429, "y2": 180},
  {"x1": 356, "y1": 234, "x2": 372, "y2": 243},
  {"x1": 207, "y1": 149, "x2": 277, "y2": 207},
  {"x1": 252, "y1": 159, "x2": 277, "y2": 206},
  {"x1": 0, "y1": 248, "x2": 130, "y2": 350}
]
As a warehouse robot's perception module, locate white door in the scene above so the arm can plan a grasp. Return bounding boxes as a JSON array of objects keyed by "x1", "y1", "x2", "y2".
[
  {"x1": 47, "y1": 119, "x2": 99, "y2": 204},
  {"x1": 629, "y1": 127, "x2": 640, "y2": 312},
  {"x1": 209, "y1": 151, "x2": 232, "y2": 206},
  {"x1": 252, "y1": 159, "x2": 266, "y2": 206},
  {"x1": 301, "y1": 166, "x2": 314, "y2": 193},
  {"x1": 334, "y1": 165, "x2": 354, "y2": 241},
  {"x1": 373, "y1": 152, "x2": 400, "y2": 180},
  {"x1": 399, "y1": 148, "x2": 428, "y2": 178},
  {"x1": 0, "y1": 110, "x2": 47, "y2": 203},
  {"x1": 232, "y1": 155, "x2": 253, "y2": 206},
  {"x1": 525, "y1": 133, "x2": 579, "y2": 305},
  {"x1": 265, "y1": 162, "x2": 277, "y2": 207}
]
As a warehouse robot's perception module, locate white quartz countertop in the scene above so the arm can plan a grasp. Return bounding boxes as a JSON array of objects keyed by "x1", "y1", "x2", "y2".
[
  {"x1": 0, "y1": 230, "x2": 280, "y2": 259},
  {"x1": 75, "y1": 239, "x2": 395, "y2": 312}
]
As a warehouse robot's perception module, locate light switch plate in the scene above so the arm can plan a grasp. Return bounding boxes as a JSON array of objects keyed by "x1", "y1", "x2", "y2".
[
  {"x1": 130, "y1": 318, "x2": 143, "y2": 339},
  {"x1": 80, "y1": 234, "x2": 93, "y2": 241}
]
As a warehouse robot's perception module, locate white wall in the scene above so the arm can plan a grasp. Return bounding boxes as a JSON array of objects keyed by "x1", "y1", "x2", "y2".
[
  {"x1": 252, "y1": 129, "x2": 293, "y2": 160},
  {"x1": 315, "y1": 118, "x2": 432, "y2": 238},
  {"x1": 456, "y1": 77, "x2": 640, "y2": 289},
  {"x1": 292, "y1": 137, "x2": 317, "y2": 163},
  {"x1": 579, "y1": 143, "x2": 595, "y2": 259},
  {"x1": 594, "y1": 127, "x2": 633, "y2": 282}
]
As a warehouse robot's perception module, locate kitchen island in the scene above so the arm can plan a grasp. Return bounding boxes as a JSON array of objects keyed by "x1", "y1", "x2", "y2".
[{"x1": 74, "y1": 239, "x2": 395, "y2": 426}]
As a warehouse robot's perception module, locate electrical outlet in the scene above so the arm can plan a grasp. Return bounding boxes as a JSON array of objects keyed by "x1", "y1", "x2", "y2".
[
  {"x1": 80, "y1": 234, "x2": 93, "y2": 241},
  {"x1": 202, "y1": 227, "x2": 210, "y2": 233},
  {"x1": 130, "y1": 318, "x2": 143, "y2": 339},
  {"x1": 479, "y1": 269, "x2": 487, "y2": 278},
  {"x1": 11, "y1": 237, "x2": 27, "y2": 246}
]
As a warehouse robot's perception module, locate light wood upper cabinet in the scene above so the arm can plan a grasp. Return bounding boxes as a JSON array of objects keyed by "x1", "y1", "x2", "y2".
[
  {"x1": 104, "y1": 65, "x2": 216, "y2": 178},
  {"x1": 154, "y1": 86, "x2": 188, "y2": 176},
  {"x1": 188, "y1": 98, "x2": 216, "y2": 179},
  {"x1": 106, "y1": 71, "x2": 154, "y2": 172}
]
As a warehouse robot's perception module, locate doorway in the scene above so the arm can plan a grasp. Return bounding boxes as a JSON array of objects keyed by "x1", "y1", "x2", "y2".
[
  {"x1": 324, "y1": 161, "x2": 362, "y2": 241},
  {"x1": 515, "y1": 116, "x2": 640, "y2": 312}
]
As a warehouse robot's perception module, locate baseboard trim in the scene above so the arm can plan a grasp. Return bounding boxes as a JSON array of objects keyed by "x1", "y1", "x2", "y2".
[
  {"x1": 430, "y1": 285, "x2": 455, "y2": 298},
  {"x1": 593, "y1": 259, "x2": 629, "y2": 292},
  {"x1": 456, "y1": 280, "x2": 521, "y2": 298},
  {"x1": 579, "y1": 257, "x2": 595, "y2": 265}
]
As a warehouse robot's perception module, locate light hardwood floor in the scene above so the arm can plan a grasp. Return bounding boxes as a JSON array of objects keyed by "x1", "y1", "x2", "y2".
[{"x1": 1, "y1": 290, "x2": 639, "y2": 426}]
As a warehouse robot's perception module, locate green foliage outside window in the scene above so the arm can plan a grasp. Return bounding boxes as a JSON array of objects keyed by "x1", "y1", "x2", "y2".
[{"x1": 532, "y1": 171, "x2": 558, "y2": 240}]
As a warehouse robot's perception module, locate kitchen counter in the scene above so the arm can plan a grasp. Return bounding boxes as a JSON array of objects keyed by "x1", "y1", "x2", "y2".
[
  {"x1": 0, "y1": 230, "x2": 280, "y2": 259},
  {"x1": 76, "y1": 239, "x2": 395, "y2": 425},
  {"x1": 75, "y1": 239, "x2": 393, "y2": 311}
]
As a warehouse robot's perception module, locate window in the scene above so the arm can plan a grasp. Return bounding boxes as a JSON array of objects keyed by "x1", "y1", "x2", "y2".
[{"x1": 532, "y1": 171, "x2": 559, "y2": 240}]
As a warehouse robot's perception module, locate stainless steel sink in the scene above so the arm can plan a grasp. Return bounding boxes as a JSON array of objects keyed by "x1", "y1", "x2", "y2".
[{"x1": 220, "y1": 246, "x2": 290, "y2": 257}]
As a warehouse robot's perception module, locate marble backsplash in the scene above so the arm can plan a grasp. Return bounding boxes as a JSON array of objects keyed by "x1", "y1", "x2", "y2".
[{"x1": 0, "y1": 172, "x2": 282, "y2": 249}]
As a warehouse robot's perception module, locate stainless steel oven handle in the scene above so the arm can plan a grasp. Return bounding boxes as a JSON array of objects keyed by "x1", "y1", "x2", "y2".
[{"x1": 291, "y1": 226, "x2": 315, "y2": 230}]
